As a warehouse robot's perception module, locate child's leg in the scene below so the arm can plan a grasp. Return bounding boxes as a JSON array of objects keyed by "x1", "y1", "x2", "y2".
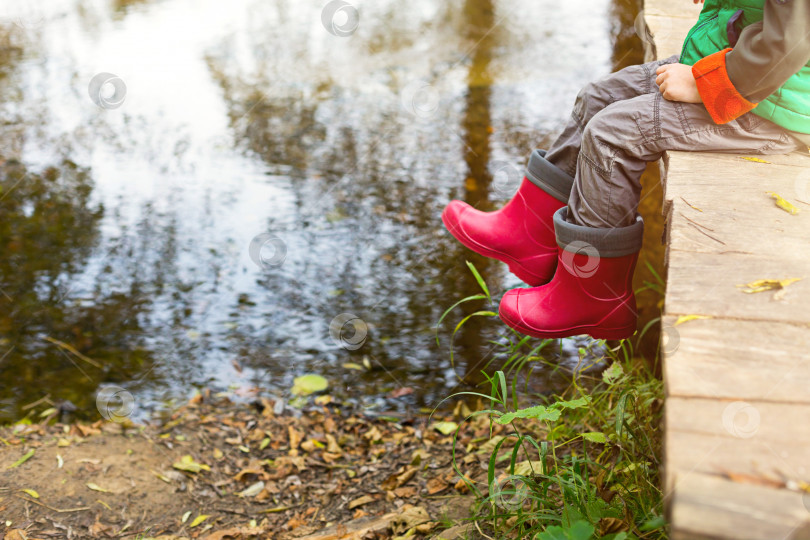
[
  {"x1": 437, "y1": 59, "x2": 685, "y2": 287},
  {"x1": 567, "y1": 92, "x2": 804, "y2": 229},
  {"x1": 499, "y1": 90, "x2": 804, "y2": 340},
  {"x1": 544, "y1": 55, "x2": 679, "y2": 178}
]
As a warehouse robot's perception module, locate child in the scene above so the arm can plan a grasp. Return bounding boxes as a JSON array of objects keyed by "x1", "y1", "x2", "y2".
[{"x1": 443, "y1": 0, "x2": 810, "y2": 340}]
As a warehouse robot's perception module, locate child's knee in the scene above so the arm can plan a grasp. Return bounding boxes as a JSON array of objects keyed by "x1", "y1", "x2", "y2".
[
  {"x1": 583, "y1": 104, "x2": 642, "y2": 150},
  {"x1": 573, "y1": 80, "x2": 609, "y2": 122}
]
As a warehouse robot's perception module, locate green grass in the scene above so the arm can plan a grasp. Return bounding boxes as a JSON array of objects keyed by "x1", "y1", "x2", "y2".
[{"x1": 436, "y1": 263, "x2": 667, "y2": 540}]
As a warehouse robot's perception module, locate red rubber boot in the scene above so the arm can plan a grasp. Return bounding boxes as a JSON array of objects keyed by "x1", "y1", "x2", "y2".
[
  {"x1": 441, "y1": 151, "x2": 572, "y2": 286},
  {"x1": 498, "y1": 209, "x2": 642, "y2": 340}
]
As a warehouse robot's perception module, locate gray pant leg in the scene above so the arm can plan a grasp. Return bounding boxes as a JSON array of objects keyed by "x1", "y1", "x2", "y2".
[
  {"x1": 544, "y1": 56, "x2": 679, "y2": 177},
  {"x1": 568, "y1": 92, "x2": 804, "y2": 230}
]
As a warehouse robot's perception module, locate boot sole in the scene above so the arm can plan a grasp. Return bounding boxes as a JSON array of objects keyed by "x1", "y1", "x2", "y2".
[
  {"x1": 499, "y1": 308, "x2": 636, "y2": 341},
  {"x1": 441, "y1": 211, "x2": 550, "y2": 287}
]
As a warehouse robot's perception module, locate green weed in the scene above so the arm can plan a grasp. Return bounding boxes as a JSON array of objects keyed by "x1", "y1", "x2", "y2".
[{"x1": 436, "y1": 263, "x2": 666, "y2": 539}]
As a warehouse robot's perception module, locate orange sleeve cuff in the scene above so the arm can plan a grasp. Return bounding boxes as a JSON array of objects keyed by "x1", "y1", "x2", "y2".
[{"x1": 692, "y1": 48, "x2": 757, "y2": 124}]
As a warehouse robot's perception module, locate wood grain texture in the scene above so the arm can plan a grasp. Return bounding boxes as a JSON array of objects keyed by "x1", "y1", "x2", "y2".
[{"x1": 668, "y1": 473, "x2": 810, "y2": 540}]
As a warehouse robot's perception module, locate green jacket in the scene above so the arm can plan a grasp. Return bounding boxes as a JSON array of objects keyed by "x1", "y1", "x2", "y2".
[{"x1": 680, "y1": 0, "x2": 810, "y2": 134}]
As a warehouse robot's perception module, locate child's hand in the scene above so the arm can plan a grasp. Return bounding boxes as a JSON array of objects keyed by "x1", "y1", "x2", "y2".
[{"x1": 655, "y1": 63, "x2": 703, "y2": 104}]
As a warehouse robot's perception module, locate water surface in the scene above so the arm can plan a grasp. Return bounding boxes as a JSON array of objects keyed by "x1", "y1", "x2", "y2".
[{"x1": 0, "y1": 0, "x2": 652, "y2": 420}]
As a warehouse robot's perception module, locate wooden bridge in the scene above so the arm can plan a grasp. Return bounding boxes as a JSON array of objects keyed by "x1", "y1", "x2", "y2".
[{"x1": 643, "y1": 2, "x2": 810, "y2": 538}]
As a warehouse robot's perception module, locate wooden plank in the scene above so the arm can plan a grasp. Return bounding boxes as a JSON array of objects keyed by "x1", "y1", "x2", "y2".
[
  {"x1": 663, "y1": 151, "x2": 810, "y2": 205},
  {"x1": 644, "y1": 0, "x2": 705, "y2": 20},
  {"x1": 665, "y1": 397, "x2": 810, "y2": 488},
  {"x1": 661, "y1": 316, "x2": 810, "y2": 403},
  {"x1": 668, "y1": 472, "x2": 810, "y2": 540},
  {"x1": 646, "y1": 2, "x2": 810, "y2": 537},
  {"x1": 665, "y1": 251, "x2": 810, "y2": 324},
  {"x1": 662, "y1": 151, "x2": 810, "y2": 324},
  {"x1": 644, "y1": 15, "x2": 693, "y2": 60}
]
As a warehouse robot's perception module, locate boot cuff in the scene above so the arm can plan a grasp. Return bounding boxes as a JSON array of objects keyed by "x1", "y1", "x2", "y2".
[
  {"x1": 554, "y1": 207, "x2": 643, "y2": 257},
  {"x1": 526, "y1": 150, "x2": 574, "y2": 204}
]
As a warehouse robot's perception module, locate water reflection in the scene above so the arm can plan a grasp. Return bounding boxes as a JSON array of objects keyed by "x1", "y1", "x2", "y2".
[{"x1": 0, "y1": 0, "x2": 654, "y2": 421}]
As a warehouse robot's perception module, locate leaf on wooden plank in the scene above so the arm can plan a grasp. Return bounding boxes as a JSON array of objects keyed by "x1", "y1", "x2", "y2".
[
  {"x1": 430, "y1": 421, "x2": 458, "y2": 435},
  {"x1": 741, "y1": 157, "x2": 771, "y2": 164},
  {"x1": 720, "y1": 470, "x2": 785, "y2": 489},
  {"x1": 172, "y1": 454, "x2": 210, "y2": 473},
  {"x1": 86, "y1": 482, "x2": 108, "y2": 493},
  {"x1": 189, "y1": 514, "x2": 210, "y2": 528},
  {"x1": 20, "y1": 488, "x2": 39, "y2": 499},
  {"x1": 737, "y1": 278, "x2": 802, "y2": 294},
  {"x1": 767, "y1": 192, "x2": 799, "y2": 215},
  {"x1": 674, "y1": 315, "x2": 712, "y2": 326}
]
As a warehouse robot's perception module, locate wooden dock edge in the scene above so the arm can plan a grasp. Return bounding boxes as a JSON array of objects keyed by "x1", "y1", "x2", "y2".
[{"x1": 642, "y1": 2, "x2": 810, "y2": 539}]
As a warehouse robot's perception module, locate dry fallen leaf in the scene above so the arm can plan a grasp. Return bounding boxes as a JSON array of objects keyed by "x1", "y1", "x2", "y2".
[
  {"x1": 237, "y1": 481, "x2": 265, "y2": 498},
  {"x1": 430, "y1": 421, "x2": 458, "y2": 436},
  {"x1": 202, "y1": 525, "x2": 266, "y2": 540},
  {"x1": 394, "y1": 486, "x2": 418, "y2": 498},
  {"x1": 426, "y1": 477, "x2": 449, "y2": 495},
  {"x1": 391, "y1": 505, "x2": 431, "y2": 536},
  {"x1": 152, "y1": 470, "x2": 172, "y2": 483},
  {"x1": 172, "y1": 455, "x2": 210, "y2": 473},
  {"x1": 288, "y1": 425, "x2": 303, "y2": 455},
  {"x1": 20, "y1": 488, "x2": 39, "y2": 499},
  {"x1": 189, "y1": 514, "x2": 210, "y2": 528},
  {"x1": 388, "y1": 387, "x2": 414, "y2": 399},
  {"x1": 767, "y1": 192, "x2": 799, "y2": 215},
  {"x1": 720, "y1": 470, "x2": 785, "y2": 489},
  {"x1": 741, "y1": 157, "x2": 771, "y2": 164},
  {"x1": 85, "y1": 482, "x2": 108, "y2": 493},
  {"x1": 674, "y1": 315, "x2": 712, "y2": 326},
  {"x1": 737, "y1": 278, "x2": 802, "y2": 294},
  {"x1": 348, "y1": 495, "x2": 376, "y2": 509}
]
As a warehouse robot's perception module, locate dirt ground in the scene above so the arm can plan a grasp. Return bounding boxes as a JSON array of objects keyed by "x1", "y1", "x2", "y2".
[{"x1": 0, "y1": 393, "x2": 498, "y2": 540}]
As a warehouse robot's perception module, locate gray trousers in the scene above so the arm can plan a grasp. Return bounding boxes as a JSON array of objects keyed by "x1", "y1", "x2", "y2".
[{"x1": 544, "y1": 55, "x2": 804, "y2": 229}]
